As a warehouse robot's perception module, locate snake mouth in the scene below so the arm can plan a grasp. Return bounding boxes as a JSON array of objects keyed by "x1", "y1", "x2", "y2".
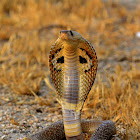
[{"x1": 59, "y1": 30, "x2": 71, "y2": 40}]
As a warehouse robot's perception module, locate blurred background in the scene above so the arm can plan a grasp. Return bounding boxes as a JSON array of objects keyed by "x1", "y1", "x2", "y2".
[{"x1": 0, "y1": 0, "x2": 139, "y2": 139}]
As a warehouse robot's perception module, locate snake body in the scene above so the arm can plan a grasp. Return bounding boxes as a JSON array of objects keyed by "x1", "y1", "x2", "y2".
[{"x1": 28, "y1": 30, "x2": 119, "y2": 140}]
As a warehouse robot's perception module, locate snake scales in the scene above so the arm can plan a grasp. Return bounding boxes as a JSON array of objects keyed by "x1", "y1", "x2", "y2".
[{"x1": 27, "y1": 30, "x2": 120, "y2": 140}]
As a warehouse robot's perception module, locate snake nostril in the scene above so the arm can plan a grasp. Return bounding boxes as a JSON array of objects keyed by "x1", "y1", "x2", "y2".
[{"x1": 60, "y1": 30, "x2": 69, "y2": 34}]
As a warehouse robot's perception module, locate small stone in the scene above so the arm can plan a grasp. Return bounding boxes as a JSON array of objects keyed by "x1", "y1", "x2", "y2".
[
  {"x1": 1, "y1": 135, "x2": 9, "y2": 140},
  {"x1": 36, "y1": 108, "x2": 42, "y2": 113},
  {"x1": 136, "y1": 31, "x2": 140, "y2": 38},
  {"x1": 12, "y1": 129, "x2": 17, "y2": 133}
]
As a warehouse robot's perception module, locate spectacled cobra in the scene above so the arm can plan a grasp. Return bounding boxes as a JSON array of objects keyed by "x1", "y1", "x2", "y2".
[{"x1": 27, "y1": 30, "x2": 120, "y2": 140}]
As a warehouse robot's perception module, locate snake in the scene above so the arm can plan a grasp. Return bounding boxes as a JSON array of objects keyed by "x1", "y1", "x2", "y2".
[{"x1": 27, "y1": 30, "x2": 120, "y2": 140}]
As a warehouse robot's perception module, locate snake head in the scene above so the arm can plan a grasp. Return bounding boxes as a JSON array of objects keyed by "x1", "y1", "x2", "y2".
[
  {"x1": 49, "y1": 30, "x2": 97, "y2": 111},
  {"x1": 59, "y1": 30, "x2": 84, "y2": 43}
]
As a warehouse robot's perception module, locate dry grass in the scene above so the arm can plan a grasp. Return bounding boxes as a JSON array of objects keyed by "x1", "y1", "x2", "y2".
[
  {"x1": 0, "y1": 0, "x2": 139, "y2": 139},
  {"x1": 0, "y1": 32, "x2": 49, "y2": 94},
  {"x1": 83, "y1": 65, "x2": 140, "y2": 139}
]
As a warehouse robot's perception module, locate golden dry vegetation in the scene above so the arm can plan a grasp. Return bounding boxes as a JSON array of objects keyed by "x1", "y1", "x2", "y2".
[{"x1": 0, "y1": 0, "x2": 140, "y2": 139}]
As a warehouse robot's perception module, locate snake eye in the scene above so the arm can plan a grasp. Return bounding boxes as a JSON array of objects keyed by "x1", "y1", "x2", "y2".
[
  {"x1": 70, "y1": 30, "x2": 73, "y2": 36},
  {"x1": 79, "y1": 56, "x2": 87, "y2": 64},
  {"x1": 57, "y1": 56, "x2": 64, "y2": 63}
]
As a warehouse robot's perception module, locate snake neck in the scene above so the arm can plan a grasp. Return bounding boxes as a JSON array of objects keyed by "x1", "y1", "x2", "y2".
[
  {"x1": 62, "y1": 45, "x2": 84, "y2": 140},
  {"x1": 62, "y1": 108, "x2": 83, "y2": 140}
]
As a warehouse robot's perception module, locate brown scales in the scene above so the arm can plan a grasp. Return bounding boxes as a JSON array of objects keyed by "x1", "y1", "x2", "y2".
[{"x1": 27, "y1": 30, "x2": 120, "y2": 140}]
